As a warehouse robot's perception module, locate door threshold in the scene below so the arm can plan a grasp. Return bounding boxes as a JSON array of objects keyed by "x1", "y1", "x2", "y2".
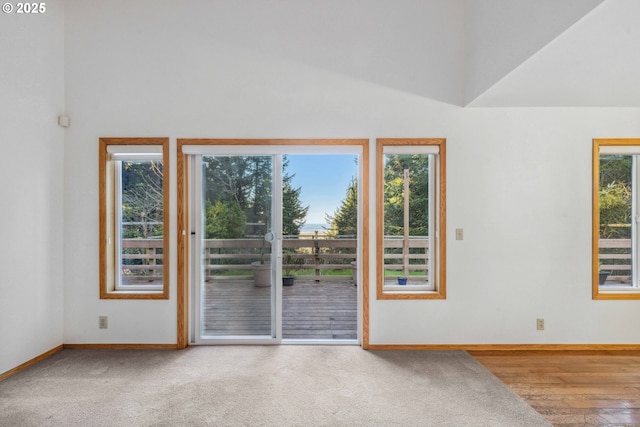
[{"x1": 282, "y1": 339, "x2": 359, "y2": 346}]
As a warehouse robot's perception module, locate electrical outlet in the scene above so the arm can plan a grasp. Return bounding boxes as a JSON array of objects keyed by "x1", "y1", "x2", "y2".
[
  {"x1": 99, "y1": 316, "x2": 108, "y2": 329},
  {"x1": 455, "y1": 228, "x2": 463, "y2": 240},
  {"x1": 536, "y1": 318, "x2": 544, "y2": 330}
]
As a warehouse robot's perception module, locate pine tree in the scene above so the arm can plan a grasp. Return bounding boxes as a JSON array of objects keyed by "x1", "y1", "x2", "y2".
[
  {"x1": 326, "y1": 177, "x2": 358, "y2": 236},
  {"x1": 282, "y1": 156, "x2": 309, "y2": 236}
]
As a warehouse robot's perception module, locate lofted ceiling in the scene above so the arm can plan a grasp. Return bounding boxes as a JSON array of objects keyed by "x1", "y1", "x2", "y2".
[
  {"x1": 89, "y1": 0, "x2": 638, "y2": 108},
  {"x1": 466, "y1": 0, "x2": 640, "y2": 107}
]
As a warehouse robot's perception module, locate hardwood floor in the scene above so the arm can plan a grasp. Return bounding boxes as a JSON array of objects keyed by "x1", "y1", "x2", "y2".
[{"x1": 471, "y1": 351, "x2": 640, "y2": 426}]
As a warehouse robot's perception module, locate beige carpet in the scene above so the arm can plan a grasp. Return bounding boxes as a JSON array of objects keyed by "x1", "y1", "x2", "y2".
[{"x1": 0, "y1": 347, "x2": 550, "y2": 426}]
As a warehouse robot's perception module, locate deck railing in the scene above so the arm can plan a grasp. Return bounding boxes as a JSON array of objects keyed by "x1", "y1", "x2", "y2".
[
  {"x1": 202, "y1": 237, "x2": 358, "y2": 283},
  {"x1": 119, "y1": 236, "x2": 430, "y2": 283},
  {"x1": 383, "y1": 237, "x2": 430, "y2": 281},
  {"x1": 121, "y1": 238, "x2": 164, "y2": 283},
  {"x1": 119, "y1": 237, "x2": 631, "y2": 284},
  {"x1": 599, "y1": 238, "x2": 631, "y2": 283}
]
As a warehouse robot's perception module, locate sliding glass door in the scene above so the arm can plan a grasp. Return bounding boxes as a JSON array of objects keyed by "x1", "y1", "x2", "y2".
[
  {"x1": 192, "y1": 154, "x2": 282, "y2": 343},
  {"x1": 184, "y1": 142, "x2": 362, "y2": 345}
]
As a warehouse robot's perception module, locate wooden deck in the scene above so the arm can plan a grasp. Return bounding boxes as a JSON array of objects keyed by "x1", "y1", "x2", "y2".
[{"x1": 201, "y1": 280, "x2": 357, "y2": 340}]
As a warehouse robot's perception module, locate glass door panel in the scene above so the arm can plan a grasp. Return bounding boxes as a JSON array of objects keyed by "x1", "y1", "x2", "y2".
[
  {"x1": 186, "y1": 144, "x2": 362, "y2": 345},
  {"x1": 198, "y1": 155, "x2": 276, "y2": 339},
  {"x1": 281, "y1": 154, "x2": 359, "y2": 341}
]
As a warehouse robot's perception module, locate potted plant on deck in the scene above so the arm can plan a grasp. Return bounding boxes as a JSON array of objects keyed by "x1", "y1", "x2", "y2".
[
  {"x1": 252, "y1": 234, "x2": 271, "y2": 287},
  {"x1": 283, "y1": 249, "x2": 304, "y2": 286},
  {"x1": 252, "y1": 261, "x2": 271, "y2": 287},
  {"x1": 599, "y1": 261, "x2": 611, "y2": 285}
]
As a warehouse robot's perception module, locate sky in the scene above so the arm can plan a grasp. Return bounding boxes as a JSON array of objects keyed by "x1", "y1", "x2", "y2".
[{"x1": 286, "y1": 154, "x2": 357, "y2": 224}]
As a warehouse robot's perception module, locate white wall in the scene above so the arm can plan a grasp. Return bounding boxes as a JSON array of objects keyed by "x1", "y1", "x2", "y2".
[
  {"x1": 374, "y1": 108, "x2": 640, "y2": 344},
  {"x1": 63, "y1": 0, "x2": 640, "y2": 345},
  {"x1": 0, "y1": 1, "x2": 65, "y2": 372}
]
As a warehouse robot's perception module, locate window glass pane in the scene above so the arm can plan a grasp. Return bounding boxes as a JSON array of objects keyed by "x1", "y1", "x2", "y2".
[
  {"x1": 598, "y1": 154, "x2": 632, "y2": 287},
  {"x1": 383, "y1": 153, "x2": 430, "y2": 287},
  {"x1": 119, "y1": 159, "x2": 164, "y2": 287},
  {"x1": 376, "y1": 138, "x2": 445, "y2": 300}
]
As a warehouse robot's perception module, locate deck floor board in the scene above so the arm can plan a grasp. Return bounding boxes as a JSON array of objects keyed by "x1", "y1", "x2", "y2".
[{"x1": 201, "y1": 280, "x2": 357, "y2": 340}]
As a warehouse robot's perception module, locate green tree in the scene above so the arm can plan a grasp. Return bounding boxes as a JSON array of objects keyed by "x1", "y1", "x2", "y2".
[
  {"x1": 326, "y1": 177, "x2": 358, "y2": 236},
  {"x1": 282, "y1": 156, "x2": 309, "y2": 236},
  {"x1": 600, "y1": 155, "x2": 632, "y2": 188},
  {"x1": 599, "y1": 155, "x2": 632, "y2": 239},
  {"x1": 383, "y1": 154, "x2": 428, "y2": 236},
  {"x1": 121, "y1": 160, "x2": 164, "y2": 238},
  {"x1": 202, "y1": 155, "x2": 307, "y2": 237},
  {"x1": 205, "y1": 200, "x2": 246, "y2": 238},
  {"x1": 203, "y1": 155, "x2": 272, "y2": 236},
  {"x1": 247, "y1": 156, "x2": 273, "y2": 228}
]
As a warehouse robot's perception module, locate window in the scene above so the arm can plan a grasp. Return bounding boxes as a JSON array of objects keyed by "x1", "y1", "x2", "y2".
[
  {"x1": 376, "y1": 138, "x2": 446, "y2": 299},
  {"x1": 593, "y1": 138, "x2": 640, "y2": 300},
  {"x1": 99, "y1": 138, "x2": 169, "y2": 299}
]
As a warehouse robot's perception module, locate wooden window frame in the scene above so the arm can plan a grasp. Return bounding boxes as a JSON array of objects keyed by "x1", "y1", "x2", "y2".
[
  {"x1": 376, "y1": 138, "x2": 446, "y2": 300},
  {"x1": 99, "y1": 137, "x2": 170, "y2": 299},
  {"x1": 592, "y1": 138, "x2": 640, "y2": 300}
]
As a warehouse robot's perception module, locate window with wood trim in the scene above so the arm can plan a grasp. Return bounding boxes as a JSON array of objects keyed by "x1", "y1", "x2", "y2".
[
  {"x1": 376, "y1": 138, "x2": 446, "y2": 300},
  {"x1": 99, "y1": 138, "x2": 169, "y2": 299},
  {"x1": 593, "y1": 138, "x2": 640, "y2": 300}
]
